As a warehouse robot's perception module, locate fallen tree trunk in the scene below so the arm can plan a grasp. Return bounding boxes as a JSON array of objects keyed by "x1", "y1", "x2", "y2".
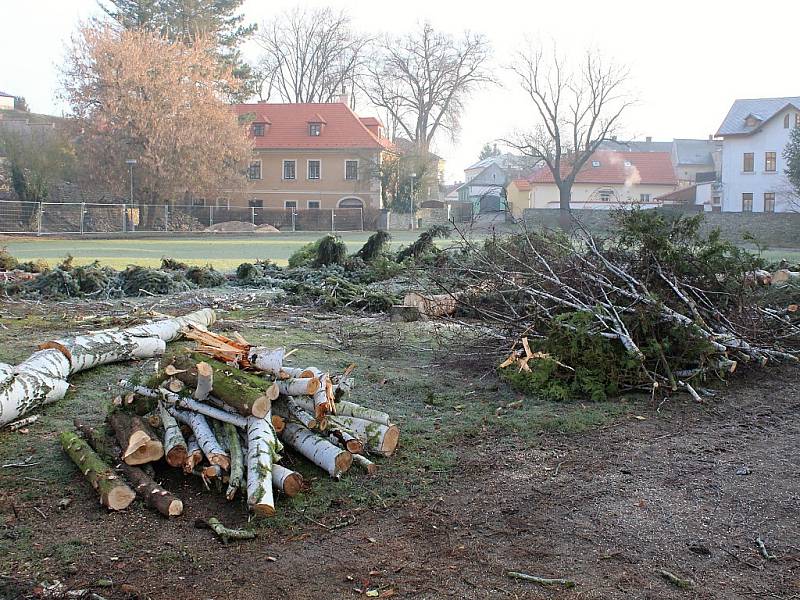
[
  {"x1": 159, "y1": 401, "x2": 187, "y2": 468},
  {"x1": 271, "y1": 463, "x2": 303, "y2": 497},
  {"x1": 279, "y1": 422, "x2": 352, "y2": 479},
  {"x1": 60, "y1": 431, "x2": 136, "y2": 511},
  {"x1": 39, "y1": 331, "x2": 165, "y2": 375},
  {"x1": 246, "y1": 414, "x2": 281, "y2": 516},
  {"x1": 170, "y1": 408, "x2": 230, "y2": 470},
  {"x1": 0, "y1": 309, "x2": 216, "y2": 427},
  {"x1": 404, "y1": 291, "x2": 457, "y2": 318},
  {"x1": 108, "y1": 412, "x2": 164, "y2": 465},
  {"x1": 73, "y1": 419, "x2": 183, "y2": 517}
]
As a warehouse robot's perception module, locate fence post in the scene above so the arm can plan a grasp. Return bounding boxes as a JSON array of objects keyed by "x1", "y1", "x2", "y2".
[
  {"x1": 122, "y1": 204, "x2": 127, "y2": 233},
  {"x1": 291, "y1": 209, "x2": 296, "y2": 232},
  {"x1": 331, "y1": 209, "x2": 335, "y2": 233},
  {"x1": 37, "y1": 203, "x2": 43, "y2": 236},
  {"x1": 164, "y1": 204, "x2": 169, "y2": 231},
  {"x1": 251, "y1": 206, "x2": 256, "y2": 226},
  {"x1": 209, "y1": 206, "x2": 214, "y2": 227},
  {"x1": 359, "y1": 208, "x2": 364, "y2": 232},
  {"x1": 80, "y1": 202, "x2": 85, "y2": 235}
]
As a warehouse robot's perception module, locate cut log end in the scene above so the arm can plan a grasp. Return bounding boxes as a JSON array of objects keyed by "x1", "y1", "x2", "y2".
[
  {"x1": 168, "y1": 499, "x2": 184, "y2": 516},
  {"x1": 345, "y1": 439, "x2": 365, "y2": 454},
  {"x1": 209, "y1": 453, "x2": 231, "y2": 471},
  {"x1": 124, "y1": 440, "x2": 164, "y2": 465},
  {"x1": 251, "y1": 504, "x2": 276, "y2": 517},
  {"x1": 102, "y1": 486, "x2": 136, "y2": 511},
  {"x1": 335, "y1": 450, "x2": 353, "y2": 476},
  {"x1": 281, "y1": 472, "x2": 303, "y2": 497},
  {"x1": 250, "y1": 394, "x2": 271, "y2": 419},
  {"x1": 166, "y1": 446, "x2": 189, "y2": 469},
  {"x1": 271, "y1": 414, "x2": 286, "y2": 434},
  {"x1": 378, "y1": 425, "x2": 400, "y2": 456},
  {"x1": 265, "y1": 382, "x2": 280, "y2": 401}
]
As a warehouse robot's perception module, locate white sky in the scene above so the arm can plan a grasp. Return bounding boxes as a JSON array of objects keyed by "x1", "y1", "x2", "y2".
[{"x1": 2, "y1": 0, "x2": 800, "y2": 180}]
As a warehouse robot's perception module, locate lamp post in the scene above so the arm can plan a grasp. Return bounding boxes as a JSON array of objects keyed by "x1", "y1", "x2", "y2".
[
  {"x1": 125, "y1": 159, "x2": 137, "y2": 232},
  {"x1": 410, "y1": 172, "x2": 417, "y2": 230}
]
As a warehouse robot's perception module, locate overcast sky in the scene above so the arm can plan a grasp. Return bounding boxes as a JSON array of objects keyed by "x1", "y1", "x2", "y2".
[{"x1": 2, "y1": 0, "x2": 799, "y2": 180}]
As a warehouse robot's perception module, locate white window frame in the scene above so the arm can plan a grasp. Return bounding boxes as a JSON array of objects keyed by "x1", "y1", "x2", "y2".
[
  {"x1": 764, "y1": 192, "x2": 776, "y2": 212},
  {"x1": 307, "y1": 200, "x2": 321, "y2": 209},
  {"x1": 309, "y1": 123, "x2": 322, "y2": 136},
  {"x1": 307, "y1": 159, "x2": 321, "y2": 180},
  {"x1": 344, "y1": 159, "x2": 359, "y2": 181},
  {"x1": 640, "y1": 193, "x2": 651, "y2": 202},
  {"x1": 284, "y1": 200, "x2": 297, "y2": 210},
  {"x1": 283, "y1": 159, "x2": 296, "y2": 180},
  {"x1": 248, "y1": 159, "x2": 262, "y2": 180}
]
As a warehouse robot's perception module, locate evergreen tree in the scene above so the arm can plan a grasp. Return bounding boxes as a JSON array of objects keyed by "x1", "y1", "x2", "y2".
[
  {"x1": 99, "y1": 0, "x2": 257, "y2": 100},
  {"x1": 784, "y1": 125, "x2": 800, "y2": 196},
  {"x1": 479, "y1": 142, "x2": 500, "y2": 160}
]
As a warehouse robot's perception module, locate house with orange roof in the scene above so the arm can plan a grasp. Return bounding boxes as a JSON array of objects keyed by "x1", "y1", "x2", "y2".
[
  {"x1": 229, "y1": 97, "x2": 392, "y2": 213},
  {"x1": 523, "y1": 151, "x2": 678, "y2": 210}
]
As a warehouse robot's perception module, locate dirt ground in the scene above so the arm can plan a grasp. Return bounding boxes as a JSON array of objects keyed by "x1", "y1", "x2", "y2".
[{"x1": 1, "y1": 292, "x2": 799, "y2": 600}]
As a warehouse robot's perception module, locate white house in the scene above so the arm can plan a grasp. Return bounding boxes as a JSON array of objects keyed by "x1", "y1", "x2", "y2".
[
  {"x1": 716, "y1": 97, "x2": 799, "y2": 212},
  {"x1": 0, "y1": 91, "x2": 15, "y2": 111}
]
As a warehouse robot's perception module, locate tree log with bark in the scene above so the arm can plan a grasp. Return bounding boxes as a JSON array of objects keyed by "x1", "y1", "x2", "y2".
[{"x1": 109, "y1": 411, "x2": 164, "y2": 465}]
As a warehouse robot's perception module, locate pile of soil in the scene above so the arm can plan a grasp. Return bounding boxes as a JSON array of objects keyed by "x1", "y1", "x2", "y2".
[{"x1": 205, "y1": 221, "x2": 257, "y2": 233}]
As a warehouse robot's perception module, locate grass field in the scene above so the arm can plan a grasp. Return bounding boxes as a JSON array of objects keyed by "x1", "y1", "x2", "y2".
[
  {"x1": 1, "y1": 232, "x2": 798, "y2": 272},
  {"x1": 0, "y1": 231, "x2": 432, "y2": 270}
]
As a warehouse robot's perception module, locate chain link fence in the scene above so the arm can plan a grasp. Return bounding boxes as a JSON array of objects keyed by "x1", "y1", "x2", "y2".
[{"x1": 0, "y1": 201, "x2": 366, "y2": 235}]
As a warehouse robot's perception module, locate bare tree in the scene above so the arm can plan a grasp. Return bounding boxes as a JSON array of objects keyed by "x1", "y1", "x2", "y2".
[
  {"x1": 254, "y1": 7, "x2": 370, "y2": 105},
  {"x1": 61, "y1": 24, "x2": 252, "y2": 227},
  {"x1": 506, "y1": 45, "x2": 633, "y2": 215},
  {"x1": 361, "y1": 23, "x2": 492, "y2": 152}
]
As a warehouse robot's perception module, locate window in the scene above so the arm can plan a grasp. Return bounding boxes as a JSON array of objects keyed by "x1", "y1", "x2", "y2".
[
  {"x1": 796, "y1": 113, "x2": 800, "y2": 128},
  {"x1": 785, "y1": 114, "x2": 791, "y2": 129},
  {"x1": 251, "y1": 123, "x2": 265, "y2": 137},
  {"x1": 591, "y1": 160, "x2": 601, "y2": 167},
  {"x1": 765, "y1": 152, "x2": 777, "y2": 172},
  {"x1": 743, "y1": 153, "x2": 754, "y2": 172},
  {"x1": 599, "y1": 189, "x2": 613, "y2": 202},
  {"x1": 309, "y1": 123, "x2": 322, "y2": 136},
  {"x1": 339, "y1": 197, "x2": 364, "y2": 209},
  {"x1": 764, "y1": 192, "x2": 776, "y2": 212},
  {"x1": 308, "y1": 200, "x2": 321, "y2": 209},
  {"x1": 307, "y1": 160, "x2": 321, "y2": 180},
  {"x1": 284, "y1": 200, "x2": 297, "y2": 209},
  {"x1": 624, "y1": 161, "x2": 632, "y2": 167},
  {"x1": 283, "y1": 160, "x2": 296, "y2": 180},
  {"x1": 742, "y1": 193, "x2": 753, "y2": 212},
  {"x1": 640, "y1": 193, "x2": 651, "y2": 202},
  {"x1": 248, "y1": 161, "x2": 262, "y2": 180},
  {"x1": 345, "y1": 160, "x2": 358, "y2": 180},
  {"x1": 248, "y1": 198, "x2": 263, "y2": 208}
]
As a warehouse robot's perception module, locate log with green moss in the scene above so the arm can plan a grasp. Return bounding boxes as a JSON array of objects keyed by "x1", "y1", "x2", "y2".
[
  {"x1": 224, "y1": 422, "x2": 244, "y2": 501},
  {"x1": 73, "y1": 419, "x2": 184, "y2": 518},
  {"x1": 150, "y1": 355, "x2": 278, "y2": 418},
  {"x1": 328, "y1": 415, "x2": 399, "y2": 456},
  {"x1": 60, "y1": 430, "x2": 136, "y2": 511}
]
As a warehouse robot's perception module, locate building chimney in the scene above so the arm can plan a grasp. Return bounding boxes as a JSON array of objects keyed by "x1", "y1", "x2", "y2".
[{"x1": 646, "y1": 136, "x2": 652, "y2": 143}]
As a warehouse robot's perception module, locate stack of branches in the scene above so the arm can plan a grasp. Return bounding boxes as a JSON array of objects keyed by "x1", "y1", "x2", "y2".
[
  {"x1": 62, "y1": 326, "x2": 400, "y2": 520},
  {"x1": 431, "y1": 210, "x2": 800, "y2": 402}
]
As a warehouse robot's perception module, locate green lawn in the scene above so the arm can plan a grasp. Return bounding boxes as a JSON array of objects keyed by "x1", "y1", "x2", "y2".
[{"x1": 0, "y1": 232, "x2": 432, "y2": 270}]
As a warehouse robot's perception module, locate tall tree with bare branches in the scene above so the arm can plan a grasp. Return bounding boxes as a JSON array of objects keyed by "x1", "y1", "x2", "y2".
[
  {"x1": 361, "y1": 23, "x2": 492, "y2": 153},
  {"x1": 61, "y1": 24, "x2": 251, "y2": 227},
  {"x1": 506, "y1": 46, "x2": 633, "y2": 216},
  {"x1": 254, "y1": 7, "x2": 370, "y2": 105}
]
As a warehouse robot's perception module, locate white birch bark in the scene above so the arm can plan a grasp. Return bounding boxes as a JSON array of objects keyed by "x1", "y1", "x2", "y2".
[
  {"x1": 246, "y1": 346, "x2": 285, "y2": 376},
  {"x1": 246, "y1": 413, "x2": 282, "y2": 516},
  {"x1": 184, "y1": 436, "x2": 203, "y2": 474},
  {"x1": 193, "y1": 362, "x2": 213, "y2": 401},
  {"x1": 352, "y1": 453, "x2": 378, "y2": 475},
  {"x1": 291, "y1": 397, "x2": 392, "y2": 427},
  {"x1": 124, "y1": 308, "x2": 216, "y2": 342},
  {"x1": 169, "y1": 407, "x2": 229, "y2": 470},
  {"x1": 271, "y1": 463, "x2": 303, "y2": 497},
  {"x1": 280, "y1": 422, "x2": 352, "y2": 479},
  {"x1": 159, "y1": 401, "x2": 187, "y2": 468},
  {"x1": 276, "y1": 377, "x2": 321, "y2": 396},
  {"x1": 328, "y1": 415, "x2": 399, "y2": 456},
  {"x1": 0, "y1": 350, "x2": 71, "y2": 426}
]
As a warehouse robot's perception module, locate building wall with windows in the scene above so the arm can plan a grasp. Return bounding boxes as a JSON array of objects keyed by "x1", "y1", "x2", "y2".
[
  {"x1": 243, "y1": 149, "x2": 382, "y2": 210},
  {"x1": 718, "y1": 103, "x2": 798, "y2": 212},
  {"x1": 529, "y1": 182, "x2": 676, "y2": 210}
]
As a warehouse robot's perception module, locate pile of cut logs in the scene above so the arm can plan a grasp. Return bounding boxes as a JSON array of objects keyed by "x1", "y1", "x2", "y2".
[{"x1": 61, "y1": 326, "x2": 399, "y2": 518}]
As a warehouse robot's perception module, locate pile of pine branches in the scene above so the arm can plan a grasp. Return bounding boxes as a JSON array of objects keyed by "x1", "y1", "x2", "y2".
[{"x1": 432, "y1": 210, "x2": 800, "y2": 401}]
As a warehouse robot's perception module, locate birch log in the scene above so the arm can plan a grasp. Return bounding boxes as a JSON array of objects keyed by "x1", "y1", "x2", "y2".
[
  {"x1": 276, "y1": 378, "x2": 321, "y2": 397},
  {"x1": 352, "y1": 453, "x2": 378, "y2": 475},
  {"x1": 194, "y1": 362, "x2": 213, "y2": 401},
  {"x1": 328, "y1": 415, "x2": 399, "y2": 456},
  {"x1": 280, "y1": 422, "x2": 352, "y2": 478},
  {"x1": 247, "y1": 346, "x2": 285, "y2": 376},
  {"x1": 246, "y1": 414, "x2": 282, "y2": 516},
  {"x1": 108, "y1": 412, "x2": 164, "y2": 465},
  {"x1": 0, "y1": 309, "x2": 216, "y2": 427},
  {"x1": 170, "y1": 408, "x2": 230, "y2": 470},
  {"x1": 292, "y1": 397, "x2": 392, "y2": 427},
  {"x1": 271, "y1": 463, "x2": 303, "y2": 497},
  {"x1": 159, "y1": 401, "x2": 188, "y2": 468},
  {"x1": 60, "y1": 431, "x2": 136, "y2": 511},
  {"x1": 184, "y1": 436, "x2": 203, "y2": 474},
  {"x1": 224, "y1": 422, "x2": 244, "y2": 501}
]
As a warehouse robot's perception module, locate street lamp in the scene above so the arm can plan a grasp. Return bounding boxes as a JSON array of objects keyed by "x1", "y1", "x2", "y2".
[
  {"x1": 125, "y1": 159, "x2": 137, "y2": 232},
  {"x1": 410, "y1": 172, "x2": 417, "y2": 230}
]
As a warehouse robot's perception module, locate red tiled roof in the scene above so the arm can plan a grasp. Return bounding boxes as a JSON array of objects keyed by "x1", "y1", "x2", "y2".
[
  {"x1": 510, "y1": 178, "x2": 531, "y2": 191},
  {"x1": 528, "y1": 151, "x2": 677, "y2": 186},
  {"x1": 359, "y1": 117, "x2": 382, "y2": 127},
  {"x1": 232, "y1": 102, "x2": 388, "y2": 150}
]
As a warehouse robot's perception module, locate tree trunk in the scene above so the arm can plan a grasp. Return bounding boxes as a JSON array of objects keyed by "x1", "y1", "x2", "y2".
[
  {"x1": 247, "y1": 346, "x2": 286, "y2": 376},
  {"x1": 557, "y1": 183, "x2": 573, "y2": 231},
  {"x1": 271, "y1": 463, "x2": 303, "y2": 497},
  {"x1": 60, "y1": 431, "x2": 136, "y2": 511},
  {"x1": 108, "y1": 412, "x2": 164, "y2": 465},
  {"x1": 39, "y1": 331, "x2": 165, "y2": 375},
  {"x1": 73, "y1": 419, "x2": 183, "y2": 517},
  {"x1": 328, "y1": 415, "x2": 399, "y2": 456},
  {"x1": 329, "y1": 430, "x2": 364, "y2": 455},
  {"x1": 0, "y1": 309, "x2": 215, "y2": 427},
  {"x1": 169, "y1": 408, "x2": 229, "y2": 470},
  {"x1": 184, "y1": 436, "x2": 203, "y2": 474},
  {"x1": 159, "y1": 401, "x2": 188, "y2": 468},
  {"x1": 224, "y1": 422, "x2": 244, "y2": 501},
  {"x1": 292, "y1": 397, "x2": 392, "y2": 427},
  {"x1": 276, "y1": 377, "x2": 321, "y2": 397},
  {"x1": 279, "y1": 422, "x2": 352, "y2": 479},
  {"x1": 352, "y1": 453, "x2": 378, "y2": 475},
  {"x1": 246, "y1": 414, "x2": 281, "y2": 516}
]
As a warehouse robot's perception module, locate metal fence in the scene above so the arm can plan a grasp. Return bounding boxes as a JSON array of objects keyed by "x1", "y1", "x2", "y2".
[{"x1": 0, "y1": 201, "x2": 366, "y2": 235}]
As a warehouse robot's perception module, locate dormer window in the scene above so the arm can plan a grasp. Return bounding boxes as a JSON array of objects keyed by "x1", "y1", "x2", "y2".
[
  {"x1": 784, "y1": 114, "x2": 791, "y2": 129},
  {"x1": 592, "y1": 160, "x2": 601, "y2": 167},
  {"x1": 745, "y1": 115, "x2": 760, "y2": 127},
  {"x1": 309, "y1": 123, "x2": 322, "y2": 136},
  {"x1": 624, "y1": 160, "x2": 632, "y2": 167},
  {"x1": 251, "y1": 122, "x2": 266, "y2": 137},
  {"x1": 796, "y1": 113, "x2": 800, "y2": 128}
]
